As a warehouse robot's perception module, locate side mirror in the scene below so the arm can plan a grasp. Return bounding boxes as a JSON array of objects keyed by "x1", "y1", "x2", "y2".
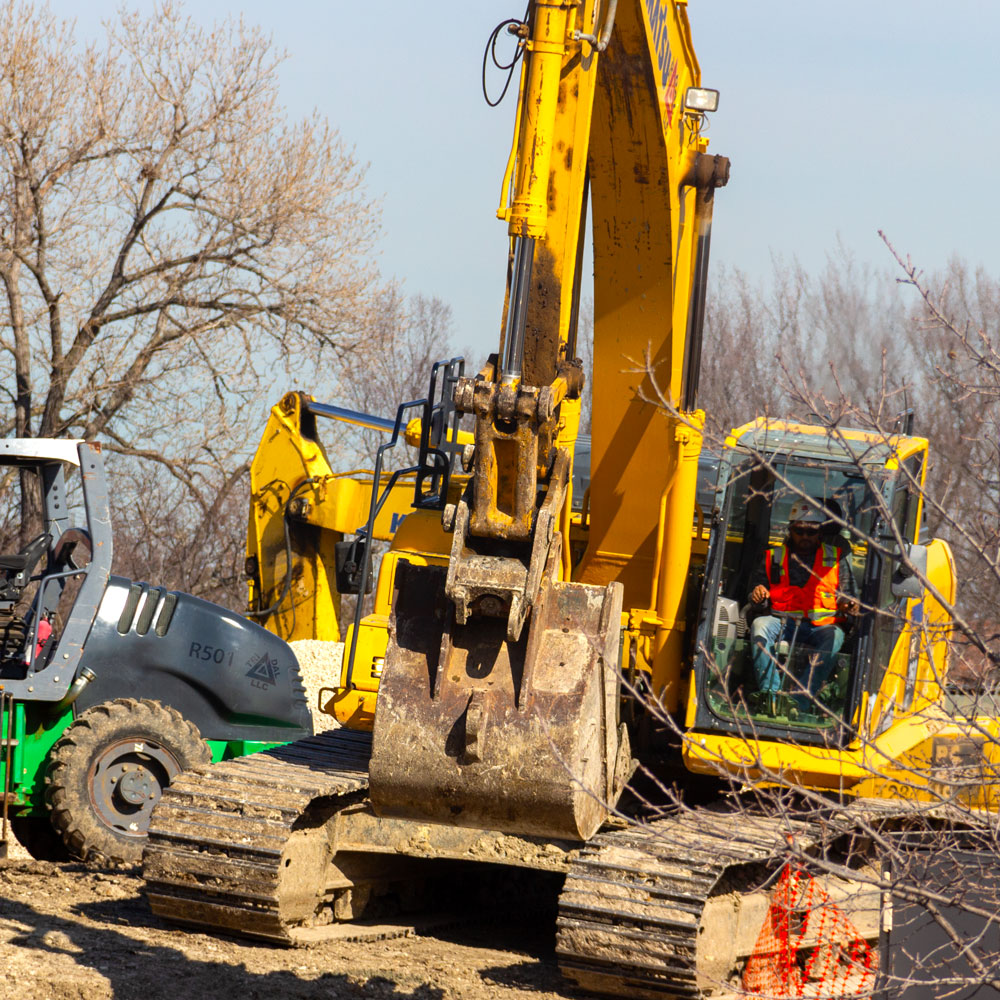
[
  {"x1": 891, "y1": 543, "x2": 928, "y2": 599},
  {"x1": 334, "y1": 537, "x2": 372, "y2": 596}
]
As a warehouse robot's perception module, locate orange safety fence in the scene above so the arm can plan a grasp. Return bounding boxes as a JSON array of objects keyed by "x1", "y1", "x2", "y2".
[{"x1": 742, "y1": 864, "x2": 878, "y2": 999}]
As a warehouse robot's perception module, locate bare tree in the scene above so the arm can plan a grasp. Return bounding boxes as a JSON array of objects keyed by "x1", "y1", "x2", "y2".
[
  {"x1": 699, "y1": 249, "x2": 914, "y2": 432},
  {"x1": 0, "y1": 2, "x2": 380, "y2": 559},
  {"x1": 334, "y1": 287, "x2": 467, "y2": 467},
  {"x1": 890, "y1": 248, "x2": 1000, "y2": 641}
]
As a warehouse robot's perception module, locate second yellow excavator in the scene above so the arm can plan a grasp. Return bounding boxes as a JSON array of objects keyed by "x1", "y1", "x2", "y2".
[{"x1": 143, "y1": 4, "x2": 999, "y2": 997}]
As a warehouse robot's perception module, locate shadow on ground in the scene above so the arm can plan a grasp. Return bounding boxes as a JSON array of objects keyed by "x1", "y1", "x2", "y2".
[
  {"x1": 3, "y1": 892, "x2": 445, "y2": 999},
  {"x1": 2, "y1": 857, "x2": 579, "y2": 999}
]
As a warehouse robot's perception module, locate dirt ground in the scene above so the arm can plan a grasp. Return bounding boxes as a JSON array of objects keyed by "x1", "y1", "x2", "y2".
[
  {"x1": 0, "y1": 643, "x2": 575, "y2": 1000},
  {"x1": 1, "y1": 637, "x2": 985, "y2": 1000},
  {"x1": 0, "y1": 835, "x2": 574, "y2": 1000}
]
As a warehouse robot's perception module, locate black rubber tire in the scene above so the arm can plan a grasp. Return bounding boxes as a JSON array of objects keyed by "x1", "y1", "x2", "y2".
[
  {"x1": 46, "y1": 698, "x2": 211, "y2": 865},
  {"x1": 8, "y1": 814, "x2": 71, "y2": 861}
]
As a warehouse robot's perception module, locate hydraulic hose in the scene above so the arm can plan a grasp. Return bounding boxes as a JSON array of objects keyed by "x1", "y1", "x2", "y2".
[{"x1": 574, "y1": 0, "x2": 618, "y2": 52}]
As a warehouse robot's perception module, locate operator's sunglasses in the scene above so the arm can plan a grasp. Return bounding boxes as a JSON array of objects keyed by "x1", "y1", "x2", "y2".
[{"x1": 790, "y1": 524, "x2": 821, "y2": 536}]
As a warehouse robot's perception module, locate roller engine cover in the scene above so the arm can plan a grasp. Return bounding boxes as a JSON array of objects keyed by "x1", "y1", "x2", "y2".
[{"x1": 74, "y1": 577, "x2": 312, "y2": 742}]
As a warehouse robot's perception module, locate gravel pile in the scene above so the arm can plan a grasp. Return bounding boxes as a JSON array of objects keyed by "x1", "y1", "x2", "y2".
[{"x1": 289, "y1": 639, "x2": 345, "y2": 732}]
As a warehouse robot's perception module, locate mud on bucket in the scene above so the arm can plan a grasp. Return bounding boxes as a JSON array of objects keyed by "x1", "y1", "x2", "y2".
[{"x1": 368, "y1": 561, "x2": 631, "y2": 842}]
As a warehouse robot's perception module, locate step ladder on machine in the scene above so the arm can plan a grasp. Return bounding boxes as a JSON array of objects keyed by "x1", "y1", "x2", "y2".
[{"x1": 1, "y1": 692, "x2": 15, "y2": 860}]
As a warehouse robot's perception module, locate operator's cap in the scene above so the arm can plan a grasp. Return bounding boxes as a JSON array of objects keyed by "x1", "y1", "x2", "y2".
[{"x1": 788, "y1": 499, "x2": 826, "y2": 524}]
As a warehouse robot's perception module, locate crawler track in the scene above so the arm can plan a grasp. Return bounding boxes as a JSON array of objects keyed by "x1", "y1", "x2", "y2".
[
  {"x1": 556, "y1": 810, "x2": 827, "y2": 999},
  {"x1": 143, "y1": 728, "x2": 372, "y2": 944},
  {"x1": 145, "y1": 734, "x2": 891, "y2": 998}
]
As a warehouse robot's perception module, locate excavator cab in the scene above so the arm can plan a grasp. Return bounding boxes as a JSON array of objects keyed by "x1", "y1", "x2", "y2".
[{"x1": 688, "y1": 420, "x2": 937, "y2": 753}]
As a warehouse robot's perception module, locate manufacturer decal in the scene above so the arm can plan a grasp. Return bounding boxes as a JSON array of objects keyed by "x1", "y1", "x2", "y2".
[
  {"x1": 246, "y1": 652, "x2": 281, "y2": 689},
  {"x1": 646, "y1": 1, "x2": 680, "y2": 126},
  {"x1": 663, "y1": 61, "x2": 679, "y2": 127}
]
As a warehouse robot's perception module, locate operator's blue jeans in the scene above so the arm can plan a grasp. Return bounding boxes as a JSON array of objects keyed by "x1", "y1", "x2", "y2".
[{"x1": 750, "y1": 615, "x2": 844, "y2": 697}]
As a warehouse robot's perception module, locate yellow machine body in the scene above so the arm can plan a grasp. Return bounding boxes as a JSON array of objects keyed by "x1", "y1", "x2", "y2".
[
  {"x1": 245, "y1": 390, "x2": 467, "y2": 729},
  {"x1": 246, "y1": 1, "x2": 993, "y2": 833},
  {"x1": 246, "y1": 392, "x2": 422, "y2": 643},
  {"x1": 327, "y1": 515, "x2": 454, "y2": 730}
]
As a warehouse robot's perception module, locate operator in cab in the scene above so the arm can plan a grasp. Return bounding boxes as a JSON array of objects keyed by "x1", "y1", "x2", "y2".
[{"x1": 748, "y1": 500, "x2": 860, "y2": 709}]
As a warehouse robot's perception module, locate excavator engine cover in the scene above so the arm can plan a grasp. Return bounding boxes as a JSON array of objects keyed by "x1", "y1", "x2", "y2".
[{"x1": 369, "y1": 560, "x2": 630, "y2": 842}]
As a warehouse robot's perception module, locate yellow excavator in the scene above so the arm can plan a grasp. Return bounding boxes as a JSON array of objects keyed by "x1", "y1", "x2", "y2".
[{"x1": 143, "y1": 3, "x2": 998, "y2": 996}]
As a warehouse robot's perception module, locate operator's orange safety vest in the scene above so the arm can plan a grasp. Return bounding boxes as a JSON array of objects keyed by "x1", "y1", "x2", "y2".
[{"x1": 766, "y1": 543, "x2": 841, "y2": 626}]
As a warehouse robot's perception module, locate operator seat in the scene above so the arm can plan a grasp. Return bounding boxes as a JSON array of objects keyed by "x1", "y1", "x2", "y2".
[
  {"x1": 0, "y1": 532, "x2": 52, "y2": 673},
  {"x1": 0, "y1": 532, "x2": 52, "y2": 604}
]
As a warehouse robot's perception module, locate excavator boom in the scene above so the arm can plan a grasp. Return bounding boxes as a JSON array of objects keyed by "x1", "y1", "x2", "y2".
[{"x1": 367, "y1": 0, "x2": 727, "y2": 840}]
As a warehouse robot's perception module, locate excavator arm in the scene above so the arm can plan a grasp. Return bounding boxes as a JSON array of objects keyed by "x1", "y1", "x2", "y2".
[
  {"x1": 368, "y1": 0, "x2": 728, "y2": 841},
  {"x1": 245, "y1": 392, "x2": 444, "y2": 643}
]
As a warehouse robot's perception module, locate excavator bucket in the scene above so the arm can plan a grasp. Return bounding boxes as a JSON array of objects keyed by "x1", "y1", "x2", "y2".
[{"x1": 369, "y1": 560, "x2": 631, "y2": 842}]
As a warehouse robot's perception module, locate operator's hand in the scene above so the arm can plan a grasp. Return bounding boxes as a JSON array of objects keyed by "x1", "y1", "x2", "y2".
[
  {"x1": 750, "y1": 584, "x2": 770, "y2": 605},
  {"x1": 837, "y1": 596, "x2": 860, "y2": 617}
]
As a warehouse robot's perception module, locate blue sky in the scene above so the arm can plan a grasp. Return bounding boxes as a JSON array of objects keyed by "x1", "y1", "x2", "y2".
[{"x1": 53, "y1": 2, "x2": 1000, "y2": 355}]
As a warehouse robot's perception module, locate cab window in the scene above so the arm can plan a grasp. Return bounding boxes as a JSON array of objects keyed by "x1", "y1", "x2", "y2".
[{"x1": 700, "y1": 454, "x2": 885, "y2": 733}]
